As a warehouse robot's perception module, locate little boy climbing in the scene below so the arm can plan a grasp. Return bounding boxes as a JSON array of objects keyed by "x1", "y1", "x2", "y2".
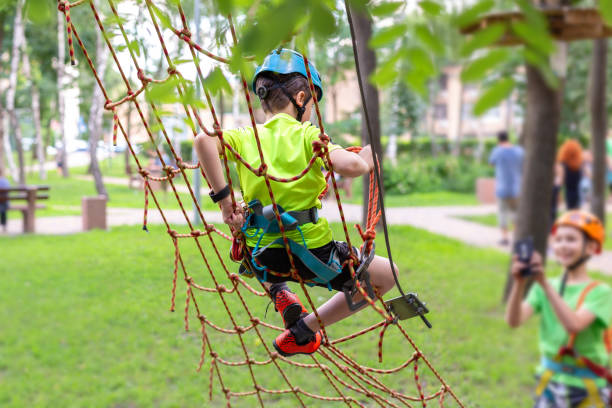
[
  {"x1": 505, "y1": 210, "x2": 612, "y2": 407},
  {"x1": 194, "y1": 48, "x2": 398, "y2": 357}
]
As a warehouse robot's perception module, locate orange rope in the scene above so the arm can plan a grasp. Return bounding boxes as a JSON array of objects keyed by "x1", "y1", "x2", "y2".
[{"x1": 64, "y1": 3, "x2": 464, "y2": 407}]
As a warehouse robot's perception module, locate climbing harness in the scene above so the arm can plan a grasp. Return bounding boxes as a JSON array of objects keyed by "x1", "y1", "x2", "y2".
[
  {"x1": 238, "y1": 199, "x2": 378, "y2": 307},
  {"x1": 536, "y1": 281, "x2": 612, "y2": 407}
]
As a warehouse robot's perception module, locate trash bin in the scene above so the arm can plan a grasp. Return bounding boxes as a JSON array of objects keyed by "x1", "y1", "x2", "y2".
[
  {"x1": 476, "y1": 178, "x2": 496, "y2": 204},
  {"x1": 82, "y1": 196, "x2": 107, "y2": 231}
]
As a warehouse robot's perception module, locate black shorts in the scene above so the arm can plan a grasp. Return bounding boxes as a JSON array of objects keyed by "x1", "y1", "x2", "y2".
[{"x1": 248, "y1": 240, "x2": 358, "y2": 291}]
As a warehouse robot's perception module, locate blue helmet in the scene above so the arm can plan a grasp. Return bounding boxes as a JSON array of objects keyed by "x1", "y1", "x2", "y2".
[{"x1": 252, "y1": 48, "x2": 323, "y2": 102}]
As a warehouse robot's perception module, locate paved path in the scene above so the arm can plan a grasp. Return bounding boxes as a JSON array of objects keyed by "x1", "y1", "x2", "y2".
[{"x1": 4, "y1": 197, "x2": 612, "y2": 275}]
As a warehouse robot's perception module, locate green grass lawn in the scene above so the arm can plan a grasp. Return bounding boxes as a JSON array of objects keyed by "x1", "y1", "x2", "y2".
[
  {"x1": 72, "y1": 153, "x2": 172, "y2": 181},
  {"x1": 87, "y1": 156, "x2": 480, "y2": 208},
  {"x1": 338, "y1": 179, "x2": 478, "y2": 207},
  {"x1": 457, "y1": 213, "x2": 498, "y2": 227},
  {"x1": 7, "y1": 169, "x2": 217, "y2": 220},
  {"x1": 4, "y1": 223, "x2": 607, "y2": 407},
  {"x1": 459, "y1": 212, "x2": 612, "y2": 251}
]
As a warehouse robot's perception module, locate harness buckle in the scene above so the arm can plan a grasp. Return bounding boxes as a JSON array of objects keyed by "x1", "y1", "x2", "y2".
[
  {"x1": 309, "y1": 207, "x2": 319, "y2": 224},
  {"x1": 342, "y1": 243, "x2": 377, "y2": 311}
]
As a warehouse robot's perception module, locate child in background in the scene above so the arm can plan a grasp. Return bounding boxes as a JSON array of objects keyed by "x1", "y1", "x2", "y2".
[
  {"x1": 506, "y1": 210, "x2": 612, "y2": 407},
  {"x1": 557, "y1": 139, "x2": 584, "y2": 210}
]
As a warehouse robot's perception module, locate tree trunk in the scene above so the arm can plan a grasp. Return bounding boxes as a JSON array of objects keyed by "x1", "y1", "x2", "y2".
[
  {"x1": 125, "y1": 100, "x2": 133, "y2": 175},
  {"x1": 217, "y1": 92, "x2": 224, "y2": 128},
  {"x1": 451, "y1": 76, "x2": 464, "y2": 157},
  {"x1": 0, "y1": 11, "x2": 6, "y2": 178},
  {"x1": 505, "y1": 95, "x2": 513, "y2": 136},
  {"x1": 20, "y1": 36, "x2": 46, "y2": 180},
  {"x1": 504, "y1": 65, "x2": 562, "y2": 301},
  {"x1": 88, "y1": 1, "x2": 109, "y2": 197},
  {"x1": 0, "y1": 106, "x2": 4, "y2": 177},
  {"x1": 57, "y1": 10, "x2": 69, "y2": 177},
  {"x1": 6, "y1": 0, "x2": 25, "y2": 185},
  {"x1": 346, "y1": 2, "x2": 382, "y2": 225},
  {"x1": 589, "y1": 39, "x2": 608, "y2": 223}
]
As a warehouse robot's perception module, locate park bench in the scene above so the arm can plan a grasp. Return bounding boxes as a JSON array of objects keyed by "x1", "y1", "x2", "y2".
[{"x1": 0, "y1": 185, "x2": 50, "y2": 233}]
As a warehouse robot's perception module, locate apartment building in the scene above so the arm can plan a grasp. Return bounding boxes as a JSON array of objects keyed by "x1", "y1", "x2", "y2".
[{"x1": 426, "y1": 65, "x2": 523, "y2": 140}]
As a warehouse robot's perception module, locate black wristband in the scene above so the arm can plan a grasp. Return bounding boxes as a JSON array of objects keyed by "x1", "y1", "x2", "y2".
[{"x1": 209, "y1": 185, "x2": 231, "y2": 203}]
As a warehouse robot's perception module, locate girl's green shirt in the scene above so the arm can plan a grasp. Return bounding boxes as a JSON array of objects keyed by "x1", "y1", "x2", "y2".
[
  {"x1": 526, "y1": 277, "x2": 612, "y2": 388},
  {"x1": 222, "y1": 113, "x2": 342, "y2": 249}
]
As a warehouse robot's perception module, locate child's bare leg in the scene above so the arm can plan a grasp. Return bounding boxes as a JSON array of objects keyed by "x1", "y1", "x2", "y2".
[{"x1": 303, "y1": 255, "x2": 398, "y2": 332}]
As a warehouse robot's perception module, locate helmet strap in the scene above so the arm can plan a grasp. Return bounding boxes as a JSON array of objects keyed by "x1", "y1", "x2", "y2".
[{"x1": 559, "y1": 237, "x2": 590, "y2": 296}]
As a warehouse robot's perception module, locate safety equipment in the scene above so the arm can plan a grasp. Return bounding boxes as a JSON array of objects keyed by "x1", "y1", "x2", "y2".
[
  {"x1": 553, "y1": 210, "x2": 605, "y2": 254},
  {"x1": 252, "y1": 48, "x2": 323, "y2": 101},
  {"x1": 536, "y1": 281, "x2": 612, "y2": 407},
  {"x1": 239, "y1": 199, "x2": 376, "y2": 310}
]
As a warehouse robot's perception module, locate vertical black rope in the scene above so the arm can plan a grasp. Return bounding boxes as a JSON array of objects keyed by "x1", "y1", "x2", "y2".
[{"x1": 344, "y1": 1, "x2": 405, "y2": 301}]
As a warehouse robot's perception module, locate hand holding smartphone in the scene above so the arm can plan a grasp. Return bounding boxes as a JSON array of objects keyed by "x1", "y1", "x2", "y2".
[{"x1": 514, "y1": 237, "x2": 534, "y2": 277}]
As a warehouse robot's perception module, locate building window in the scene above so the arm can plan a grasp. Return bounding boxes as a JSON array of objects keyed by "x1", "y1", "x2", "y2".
[
  {"x1": 438, "y1": 74, "x2": 448, "y2": 90},
  {"x1": 461, "y1": 103, "x2": 473, "y2": 120},
  {"x1": 433, "y1": 104, "x2": 447, "y2": 119}
]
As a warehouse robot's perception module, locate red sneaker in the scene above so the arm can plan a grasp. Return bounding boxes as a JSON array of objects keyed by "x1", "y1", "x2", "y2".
[
  {"x1": 273, "y1": 329, "x2": 322, "y2": 357},
  {"x1": 274, "y1": 289, "x2": 308, "y2": 329}
]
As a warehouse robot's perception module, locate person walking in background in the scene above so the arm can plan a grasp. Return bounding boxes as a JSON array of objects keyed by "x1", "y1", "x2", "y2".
[
  {"x1": 557, "y1": 139, "x2": 583, "y2": 210},
  {"x1": 488, "y1": 131, "x2": 524, "y2": 246},
  {"x1": 0, "y1": 168, "x2": 10, "y2": 233},
  {"x1": 551, "y1": 162, "x2": 564, "y2": 228},
  {"x1": 579, "y1": 150, "x2": 592, "y2": 206}
]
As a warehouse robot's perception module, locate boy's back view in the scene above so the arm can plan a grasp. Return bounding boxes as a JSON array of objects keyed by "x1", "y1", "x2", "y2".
[{"x1": 195, "y1": 49, "x2": 399, "y2": 357}]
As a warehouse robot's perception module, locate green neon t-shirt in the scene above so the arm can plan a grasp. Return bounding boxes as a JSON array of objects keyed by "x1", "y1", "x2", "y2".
[
  {"x1": 526, "y1": 278, "x2": 612, "y2": 388},
  {"x1": 222, "y1": 113, "x2": 342, "y2": 249},
  {"x1": 606, "y1": 139, "x2": 612, "y2": 157}
]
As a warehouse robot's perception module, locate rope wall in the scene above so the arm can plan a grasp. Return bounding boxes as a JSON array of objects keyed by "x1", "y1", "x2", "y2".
[{"x1": 58, "y1": 1, "x2": 465, "y2": 406}]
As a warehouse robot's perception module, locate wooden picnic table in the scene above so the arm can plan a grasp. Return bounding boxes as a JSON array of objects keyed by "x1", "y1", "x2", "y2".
[{"x1": 0, "y1": 185, "x2": 50, "y2": 233}]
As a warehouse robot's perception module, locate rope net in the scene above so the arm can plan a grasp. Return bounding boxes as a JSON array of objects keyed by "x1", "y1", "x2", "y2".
[{"x1": 59, "y1": 1, "x2": 465, "y2": 406}]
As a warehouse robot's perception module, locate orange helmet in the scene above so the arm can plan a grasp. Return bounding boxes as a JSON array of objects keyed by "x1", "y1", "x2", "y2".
[{"x1": 552, "y1": 210, "x2": 605, "y2": 254}]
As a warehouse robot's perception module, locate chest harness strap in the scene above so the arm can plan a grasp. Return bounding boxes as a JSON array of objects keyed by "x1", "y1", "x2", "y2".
[{"x1": 535, "y1": 281, "x2": 610, "y2": 408}]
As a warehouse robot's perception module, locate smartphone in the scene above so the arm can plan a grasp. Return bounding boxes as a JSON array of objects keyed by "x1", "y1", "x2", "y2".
[{"x1": 514, "y1": 237, "x2": 534, "y2": 277}]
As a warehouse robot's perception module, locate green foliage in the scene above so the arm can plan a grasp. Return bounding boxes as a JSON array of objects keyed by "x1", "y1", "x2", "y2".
[
  {"x1": 383, "y1": 155, "x2": 493, "y2": 195},
  {"x1": 180, "y1": 139, "x2": 193, "y2": 162},
  {"x1": 459, "y1": 23, "x2": 505, "y2": 58},
  {"x1": 414, "y1": 24, "x2": 444, "y2": 55},
  {"x1": 391, "y1": 136, "x2": 497, "y2": 158},
  {"x1": 369, "y1": 23, "x2": 407, "y2": 48},
  {"x1": 601, "y1": 0, "x2": 612, "y2": 25},
  {"x1": 370, "y1": 1, "x2": 404, "y2": 17},
  {"x1": 24, "y1": 0, "x2": 52, "y2": 24},
  {"x1": 418, "y1": 0, "x2": 443, "y2": 17},
  {"x1": 473, "y1": 77, "x2": 515, "y2": 116},
  {"x1": 388, "y1": 79, "x2": 423, "y2": 135},
  {"x1": 454, "y1": 0, "x2": 495, "y2": 29},
  {"x1": 560, "y1": 40, "x2": 612, "y2": 136},
  {"x1": 203, "y1": 66, "x2": 232, "y2": 96},
  {"x1": 461, "y1": 49, "x2": 510, "y2": 82}
]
